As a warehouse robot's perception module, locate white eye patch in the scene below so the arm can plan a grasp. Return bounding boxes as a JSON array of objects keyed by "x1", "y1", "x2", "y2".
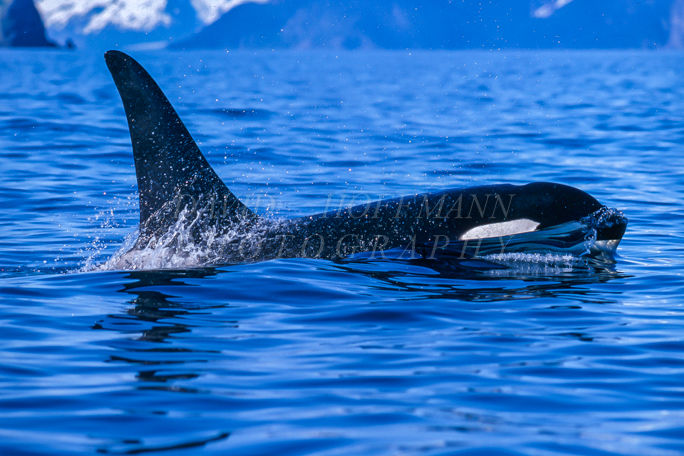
[{"x1": 459, "y1": 219, "x2": 540, "y2": 240}]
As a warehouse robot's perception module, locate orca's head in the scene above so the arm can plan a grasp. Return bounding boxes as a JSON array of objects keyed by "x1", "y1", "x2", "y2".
[
  {"x1": 517, "y1": 183, "x2": 627, "y2": 255},
  {"x1": 456, "y1": 182, "x2": 627, "y2": 259}
]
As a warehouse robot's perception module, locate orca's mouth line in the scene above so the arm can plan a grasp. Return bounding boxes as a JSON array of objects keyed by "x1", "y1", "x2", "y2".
[{"x1": 95, "y1": 51, "x2": 628, "y2": 271}]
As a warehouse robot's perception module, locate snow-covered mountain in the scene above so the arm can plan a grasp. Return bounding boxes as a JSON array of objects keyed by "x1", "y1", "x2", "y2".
[
  {"x1": 33, "y1": 0, "x2": 260, "y2": 48},
  {"x1": 19, "y1": 0, "x2": 684, "y2": 50},
  {"x1": 37, "y1": 0, "x2": 257, "y2": 32}
]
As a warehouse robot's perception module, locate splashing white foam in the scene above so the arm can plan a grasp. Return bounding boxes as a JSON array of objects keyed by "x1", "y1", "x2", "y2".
[
  {"x1": 480, "y1": 252, "x2": 588, "y2": 277},
  {"x1": 88, "y1": 204, "x2": 288, "y2": 271},
  {"x1": 482, "y1": 252, "x2": 585, "y2": 266}
]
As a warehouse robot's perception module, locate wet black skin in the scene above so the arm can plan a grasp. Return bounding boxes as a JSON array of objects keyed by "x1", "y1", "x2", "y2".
[
  {"x1": 258, "y1": 182, "x2": 605, "y2": 260},
  {"x1": 104, "y1": 51, "x2": 625, "y2": 264}
]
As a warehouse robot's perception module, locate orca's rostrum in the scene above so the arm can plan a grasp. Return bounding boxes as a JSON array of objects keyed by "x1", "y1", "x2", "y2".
[{"x1": 103, "y1": 51, "x2": 627, "y2": 270}]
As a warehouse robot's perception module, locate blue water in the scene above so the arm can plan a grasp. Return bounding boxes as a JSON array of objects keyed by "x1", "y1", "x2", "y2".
[{"x1": 1, "y1": 49, "x2": 683, "y2": 455}]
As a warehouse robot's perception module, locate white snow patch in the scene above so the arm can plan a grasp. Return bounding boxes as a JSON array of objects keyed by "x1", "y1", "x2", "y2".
[
  {"x1": 533, "y1": 0, "x2": 575, "y2": 19},
  {"x1": 37, "y1": 0, "x2": 171, "y2": 32},
  {"x1": 36, "y1": 0, "x2": 262, "y2": 33},
  {"x1": 190, "y1": 0, "x2": 267, "y2": 25}
]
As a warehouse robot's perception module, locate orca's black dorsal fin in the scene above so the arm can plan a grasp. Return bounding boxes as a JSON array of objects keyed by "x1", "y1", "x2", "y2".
[{"x1": 104, "y1": 50, "x2": 254, "y2": 237}]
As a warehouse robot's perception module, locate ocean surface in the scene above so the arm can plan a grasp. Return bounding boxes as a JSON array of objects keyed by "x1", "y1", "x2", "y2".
[{"x1": 0, "y1": 49, "x2": 683, "y2": 455}]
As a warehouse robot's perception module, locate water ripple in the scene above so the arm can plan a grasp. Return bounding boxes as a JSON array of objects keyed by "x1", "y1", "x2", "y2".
[{"x1": 0, "y1": 49, "x2": 683, "y2": 456}]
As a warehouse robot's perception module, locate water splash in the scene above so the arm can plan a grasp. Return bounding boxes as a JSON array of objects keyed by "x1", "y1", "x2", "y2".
[
  {"x1": 89, "y1": 203, "x2": 289, "y2": 271},
  {"x1": 483, "y1": 251, "x2": 584, "y2": 266},
  {"x1": 80, "y1": 195, "x2": 139, "y2": 272},
  {"x1": 581, "y1": 206, "x2": 627, "y2": 231}
]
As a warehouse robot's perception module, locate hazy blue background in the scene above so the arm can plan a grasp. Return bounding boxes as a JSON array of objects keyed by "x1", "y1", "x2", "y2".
[{"x1": 4, "y1": 0, "x2": 684, "y2": 51}]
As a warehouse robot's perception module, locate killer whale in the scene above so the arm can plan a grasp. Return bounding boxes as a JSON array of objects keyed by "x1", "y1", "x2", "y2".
[{"x1": 103, "y1": 50, "x2": 627, "y2": 269}]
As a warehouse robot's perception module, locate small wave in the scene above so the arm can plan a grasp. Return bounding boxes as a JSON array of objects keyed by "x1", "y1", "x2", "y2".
[
  {"x1": 482, "y1": 252, "x2": 585, "y2": 266},
  {"x1": 479, "y1": 252, "x2": 589, "y2": 277},
  {"x1": 207, "y1": 108, "x2": 273, "y2": 119}
]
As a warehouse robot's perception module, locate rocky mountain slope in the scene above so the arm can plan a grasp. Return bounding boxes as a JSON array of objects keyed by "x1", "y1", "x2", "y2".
[
  {"x1": 172, "y1": 0, "x2": 675, "y2": 50},
  {"x1": 1, "y1": 0, "x2": 57, "y2": 47}
]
